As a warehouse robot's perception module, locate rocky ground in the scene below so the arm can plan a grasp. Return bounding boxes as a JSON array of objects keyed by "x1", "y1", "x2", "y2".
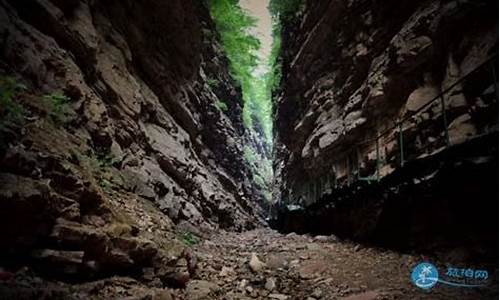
[
  {"x1": 188, "y1": 229, "x2": 498, "y2": 300},
  {"x1": 3, "y1": 228, "x2": 496, "y2": 300}
]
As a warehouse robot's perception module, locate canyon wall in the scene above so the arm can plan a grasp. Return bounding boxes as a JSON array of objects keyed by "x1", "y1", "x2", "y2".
[
  {"x1": 273, "y1": 0, "x2": 498, "y2": 257},
  {"x1": 0, "y1": 0, "x2": 263, "y2": 289}
]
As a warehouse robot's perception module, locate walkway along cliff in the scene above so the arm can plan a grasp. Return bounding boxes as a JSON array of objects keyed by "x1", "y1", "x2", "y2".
[{"x1": 272, "y1": 0, "x2": 498, "y2": 260}]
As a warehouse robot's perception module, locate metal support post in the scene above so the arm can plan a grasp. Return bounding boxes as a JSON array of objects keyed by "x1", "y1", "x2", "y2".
[
  {"x1": 491, "y1": 59, "x2": 498, "y2": 100},
  {"x1": 376, "y1": 135, "x2": 380, "y2": 182},
  {"x1": 398, "y1": 122, "x2": 404, "y2": 167},
  {"x1": 440, "y1": 95, "x2": 450, "y2": 147}
]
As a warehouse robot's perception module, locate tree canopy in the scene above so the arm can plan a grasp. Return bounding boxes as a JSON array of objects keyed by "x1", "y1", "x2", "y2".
[
  {"x1": 209, "y1": 0, "x2": 303, "y2": 201},
  {"x1": 209, "y1": 0, "x2": 274, "y2": 143}
]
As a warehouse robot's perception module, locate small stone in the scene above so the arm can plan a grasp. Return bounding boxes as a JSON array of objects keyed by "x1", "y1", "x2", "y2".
[
  {"x1": 306, "y1": 243, "x2": 320, "y2": 251},
  {"x1": 152, "y1": 290, "x2": 173, "y2": 300},
  {"x1": 265, "y1": 278, "x2": 276, "y2": 291},
  {"x1": 30, "y1": 249, "x2": 84, "y2": 275},
  {"x1": 266, "y1": 254, "x2": 288, "y2": 270},
  {"x1": 239, "y1": 279, "x2": 250, "y2": 290},
  {"x1": 163, "y1": 271, "x2": 190, "y2": 288},
  {"x1": 269, "y1": 294, "x2": 289, "y2": 300},
  {"x1": 186, "y1": 280, "x2": 219, "y2": 300},
  {"x1": 143, "y1": 267, "x2": 155, "y2": 281},
  {"x1": 249, "y1": 253, "x2": 266, "y2": 273},
  {"x1": 219, "y1": 266, "x2": 233, "y2": 277},
  {"x1": 312, "y1": 288, "x2": 322, "y2": 298},
  {"x1": 313, "y1": 235, "x2": 329, "y2": 242}
]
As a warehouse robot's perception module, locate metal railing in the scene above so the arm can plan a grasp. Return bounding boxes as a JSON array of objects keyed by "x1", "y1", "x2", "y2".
[
  {"x1": 288, "y1": 54, "x2": 497, "y2": 206},
  {"x1": 352, "y1": 54, "x2": 498, "y2": 184}
]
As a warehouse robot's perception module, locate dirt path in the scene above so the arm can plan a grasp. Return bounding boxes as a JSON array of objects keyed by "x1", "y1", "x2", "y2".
[{"x1": 180, "y1": 229, "x2": 498, "y2": 300}]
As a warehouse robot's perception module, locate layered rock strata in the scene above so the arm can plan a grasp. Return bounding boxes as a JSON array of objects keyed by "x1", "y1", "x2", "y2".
[
  {"x1": 0, "y1": 0, "x2": 263, "y2": 287},
  {"x1": 274, "y1": 0, "x2": 498, "y2": 207},
  {"x1": 273, "y1": 0, "x2": 498, "y2": 254}
]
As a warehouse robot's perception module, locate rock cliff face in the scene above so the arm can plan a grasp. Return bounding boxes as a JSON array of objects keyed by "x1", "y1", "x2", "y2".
[
  {"x1": 0, "y1": 0, "x2": 262, "y2": 288},
  {"x1": 273, "y1": 0, "x2": 498, "y2": 255}
]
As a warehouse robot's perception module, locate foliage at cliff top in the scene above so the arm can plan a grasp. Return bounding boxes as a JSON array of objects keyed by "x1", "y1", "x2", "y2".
[
  {"x1": 209, "y1": 0, "x2": 303, "y2": 144},
  {"x1": 209, "y1": 0, "x2": 275, "y2": 203},
  {"x1": 209, "y1": 0, "x2": 260, "y2": 74},
  {"x1": 209, "y1": 0, "x2": 259, "y2": 106},
  {"x1": 209, "y1": 0, "x2": 302, "y2": 202},
  {"x1": 209, "y1": 0, "x2": 273, "y2": 143},
  {"x1": 267, "y1": 0, "x2": 303, "y2": 95}
]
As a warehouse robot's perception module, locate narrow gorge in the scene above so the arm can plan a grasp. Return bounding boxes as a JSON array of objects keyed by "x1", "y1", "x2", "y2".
[{"x1": 0, "y1": 0, "x2": 498, "y2": 299}]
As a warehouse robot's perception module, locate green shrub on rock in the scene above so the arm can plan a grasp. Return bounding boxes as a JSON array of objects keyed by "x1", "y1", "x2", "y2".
[
  {"x1": 43, "y1": 92, "x2": 72, "y2": 126},
  {"x1": 0, "y1": 76, "x2": 26, "y2": 153},
  {"x1": 215, "y1": 100, "x2": 229, "y2": 112}
]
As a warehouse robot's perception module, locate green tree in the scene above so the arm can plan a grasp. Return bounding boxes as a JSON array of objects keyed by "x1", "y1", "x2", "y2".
[{"x1": 209, "y1": 0, "x2": 260, "y2": 95}]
